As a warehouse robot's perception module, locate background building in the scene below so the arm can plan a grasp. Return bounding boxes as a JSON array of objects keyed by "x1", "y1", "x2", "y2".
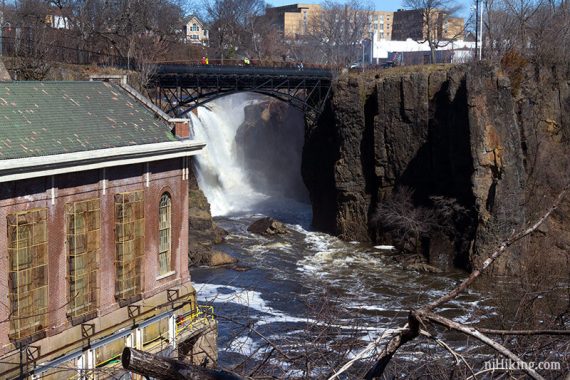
[
  {"x1": 368, "y1": 11, "x2": 394, "y2": 40},
  {"x1": 265, "y1": 3, "x2": 322, "y2": 38},
  {"x1": 185, "y1": 15, "x2": 209, "y2": 45},
  {"x1": 392, "y1": 9, "x2": 464, "y2": 41}
]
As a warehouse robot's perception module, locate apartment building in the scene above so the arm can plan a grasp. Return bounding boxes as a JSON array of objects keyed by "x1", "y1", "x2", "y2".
[
  {"x1": 265, "y1": 3, "x2": 323, "y2": 38},
  {"x1": 265, "y1": 3, "x2": 396, "y2": 41},
  {"x1": 0, "y1": 79, "x2": 215, "y2": 379},
  {"x1": 368, "y1": 11, "x2": 394, "y2": 40},
  {"x1": 392, "y1": 9, "x2": 465, "y2": 41}
]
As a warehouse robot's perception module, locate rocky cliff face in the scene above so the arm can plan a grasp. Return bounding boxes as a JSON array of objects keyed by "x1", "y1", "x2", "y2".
[
  {"x1": 235, "y1": 99, "x2": 308, "y2": 201},
  {"x1": 302, "y1": 63, "x2": 570, "y2": 274},
  {"x1": 187, "y1": 166, "x2": 227, "y2": 266}
]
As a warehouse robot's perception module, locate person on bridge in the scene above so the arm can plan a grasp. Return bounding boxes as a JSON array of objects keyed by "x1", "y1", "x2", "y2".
[
  {"x1": 205, "y1": 57, "x2": 209, "y2": 65},
  {"x1": 201, "y1": 56, "x2": 206, "y2": 65},
  {"x1": 243, "y1": 57, "x2": 250, "y2": 65}
]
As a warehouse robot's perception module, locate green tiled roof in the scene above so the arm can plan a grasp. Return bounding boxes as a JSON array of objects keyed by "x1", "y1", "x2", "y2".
[{"x1": 0, "y1": 81, "x2": 177, "y2": 160}]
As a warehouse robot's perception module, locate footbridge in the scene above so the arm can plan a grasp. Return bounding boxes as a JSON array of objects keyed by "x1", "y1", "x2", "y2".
[{"x1": 150, "y1": 64, "x2": 333, "y2": 118}]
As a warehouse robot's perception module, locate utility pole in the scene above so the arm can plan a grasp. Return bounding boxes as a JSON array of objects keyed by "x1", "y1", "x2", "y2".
[
  {"x1": 479, "y1": 0, "x2": 483, "y2": 60},
  {"x1": 362, "y1": 40, "x2": 365, "y2": 72},
  {"x1": 475, "y1": 0, "x2": 479, "y2": 61},
  {"x1": 0, "y1": 0, "x2": 4, "y2": 57}
]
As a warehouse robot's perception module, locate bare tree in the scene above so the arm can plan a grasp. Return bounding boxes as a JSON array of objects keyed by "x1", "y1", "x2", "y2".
[
  {"x1": 401, "y1": 0, "x2": 464, "y2": 63},
  {"x1": 305, "y1": 0, "x2": 372, "y2": 66},
  {"x1": 204, "y1": 0, "x2": 265, "y2": 62},
  {"x1": 246, "y1": 7, "x2": 288, "y2": 62},
  {"x1": 484, "y1": 0, "x2": 570, "y2": 64},
  {"x1": 370, "y1": 187, "x2": 437, "y2": 254}
]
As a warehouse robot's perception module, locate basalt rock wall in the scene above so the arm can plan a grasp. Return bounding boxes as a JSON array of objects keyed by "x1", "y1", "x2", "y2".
[{"x1": 302, "y1": 63, "x2": 570, "y2": 274}]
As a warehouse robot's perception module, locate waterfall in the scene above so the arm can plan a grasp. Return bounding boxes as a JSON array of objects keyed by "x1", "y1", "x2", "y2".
[
  {"x1": 189, "y1": 94, "x2": 268, "y2": 216},
  {"x1": 189, "y1": 93, "x2": 311, "y2": 226}
]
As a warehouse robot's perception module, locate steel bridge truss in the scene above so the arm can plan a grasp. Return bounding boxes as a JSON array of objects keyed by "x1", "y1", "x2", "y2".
[{"x1": 151, "y1": 66, "x2": 333, "y2": 119}]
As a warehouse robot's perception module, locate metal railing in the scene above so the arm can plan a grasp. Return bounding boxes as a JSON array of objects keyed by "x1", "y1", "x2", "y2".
[
  {"x1": 153, "y1": 58, "x2": 340, "y2": 71},
  {"x1": 176, "y1": 305, "x2": 215, "y2": 335},
  {"x1": 0, "y1": 33, "x2": 133, "y2": 68}
]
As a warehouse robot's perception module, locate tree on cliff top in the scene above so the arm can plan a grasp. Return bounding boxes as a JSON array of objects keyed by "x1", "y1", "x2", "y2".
[
  {"x1": 204, "y1": 0, "x2": 266, "y2": 63},
  {"x1": 304, "y1": 0, "x2": 373, "y2": 65},
  {"x1": 401, "y1": 0, "x2": 464, "y2": 63}
]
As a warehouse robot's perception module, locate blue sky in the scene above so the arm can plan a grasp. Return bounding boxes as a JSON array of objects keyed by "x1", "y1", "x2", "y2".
[{"x1": 265, "y1": 0, "x2": 473, "y2": 19}]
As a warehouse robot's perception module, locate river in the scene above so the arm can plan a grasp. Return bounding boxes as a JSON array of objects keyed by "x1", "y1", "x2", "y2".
[{"x1": 188, "y1": 94, "x2": 497, "y2": 378}]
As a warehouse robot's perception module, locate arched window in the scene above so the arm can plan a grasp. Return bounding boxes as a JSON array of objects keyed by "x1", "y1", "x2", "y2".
[
  {"x1": 158, "y1": 193, "x2": 172, "y2": 276},
  {"x1": 7, "y1": 209, "x2": 48, "y2": 339}
]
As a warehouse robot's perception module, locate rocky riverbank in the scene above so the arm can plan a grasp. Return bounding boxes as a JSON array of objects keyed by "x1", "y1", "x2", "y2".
[{"x1": 187, "y1": 168, "x2": 233, "y2": 266}]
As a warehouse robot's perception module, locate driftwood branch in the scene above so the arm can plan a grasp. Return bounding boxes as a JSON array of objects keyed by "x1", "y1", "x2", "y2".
[
  {"x1": 121, "y1": 347, "x2": 244, "y2": 380},
  {"x1": 421, "y1": 311, "x2": 545, "y2": 380},
  {"x1": 363, "y1": 314, "x2": 420, "y2": 379},
  {"x1": 359, "y1": 186, "x2": 568, "y2": 379},
  {"x1": 424, "y1": 186, "x2": 567, "y2": 312},
  {"x1": 475, "y1": 328, "x2": 570, "y2": 336}
]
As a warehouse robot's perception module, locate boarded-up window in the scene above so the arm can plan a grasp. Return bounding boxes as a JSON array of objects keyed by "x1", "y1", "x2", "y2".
[
  {"x1": 66, "y1": 199, "x2": 100, "y2": 318},
  {"x1": 143, "y1": 318, "x2": 170, "y2": 351},
  {"x1": 114, "y1": 191, "x2": 144, "y2": 300},
  {"x1": 7, "y1": 209, "x2": 48, "y2": 340},
  {"x1": 95, "y1": 336, "x2": 127, "y2": 368},
  {"x1": 158, "y1": 193, "x2": 172, "y2": 276},
  {"x1": 37, "y1": 356, "x2": 81, "y2": 379}
]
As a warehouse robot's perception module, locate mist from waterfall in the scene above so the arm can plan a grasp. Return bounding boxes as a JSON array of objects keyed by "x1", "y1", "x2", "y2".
[{"x1": 189, "y1": 93, "x2": 309, "y2": 219}]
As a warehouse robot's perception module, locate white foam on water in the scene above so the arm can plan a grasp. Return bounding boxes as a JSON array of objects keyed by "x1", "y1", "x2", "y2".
[
  {"x1": 345, "y1": 303, "x2": 401, "y2": 312},
  {"x1": 264, "y1": 242, "x2": 292, "y2": 249},
  {"x1": 193, "y1": 283, "x2": 310, "y2": 326},
  {"x1": 374, "y1": 245, "x2": 395, "y2": 250},
  {"x1": 194, "y1": 283, "x2": 270, "y2": 311},
  {"x1": 227, "y1": 336, "x2": 257, "y2": 356}
]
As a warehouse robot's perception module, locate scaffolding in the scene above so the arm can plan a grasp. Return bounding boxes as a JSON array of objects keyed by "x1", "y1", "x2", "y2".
[
  {"x1": 7, "y1": 208, "x2": 49, "y2": 340},
  {"x1": 114, "y1": 191, "x2": 145, "y2": 300},
  {"x1": 65, "y1": 199, "x2": 100, "y2": 318},
  {"x1": 30, "y1": 302, "x2": 213, "y2": 379}
]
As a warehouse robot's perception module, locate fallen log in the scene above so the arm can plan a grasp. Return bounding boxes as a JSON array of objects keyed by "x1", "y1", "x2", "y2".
[{"x1": 121, "y1": 347, "x2": 244, "y2": 380}]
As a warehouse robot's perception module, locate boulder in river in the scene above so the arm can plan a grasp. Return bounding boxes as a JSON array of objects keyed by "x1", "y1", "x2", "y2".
[
  {"x1": 209, "y1": 251, "x2": 238, "y2": 266},
  {"x1": 248, "y1": 217, "x2": 288, "y2": 236}
]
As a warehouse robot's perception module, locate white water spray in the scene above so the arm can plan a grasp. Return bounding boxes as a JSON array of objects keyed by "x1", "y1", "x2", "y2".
[{"x1": 190, "y1": 95, "x2": 268, "y2": 216}]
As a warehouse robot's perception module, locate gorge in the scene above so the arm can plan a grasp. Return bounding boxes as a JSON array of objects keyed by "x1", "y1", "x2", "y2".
[
  {"x1": 186, "y1": 62, "x2": 570, "y2": 377},
  {"x1": 303, "y1": 62, "x2": 570, "y2": 275}
]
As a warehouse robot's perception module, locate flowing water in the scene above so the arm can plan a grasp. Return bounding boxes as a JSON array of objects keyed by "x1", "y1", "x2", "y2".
[{"x1": 188, "y1": 95, "x2": 497, "y2": 377}]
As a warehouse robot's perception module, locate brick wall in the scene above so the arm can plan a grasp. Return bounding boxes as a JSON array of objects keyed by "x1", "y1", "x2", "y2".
[{"x1": 0, "y1": 157, "x2": 190, "y2": 363}]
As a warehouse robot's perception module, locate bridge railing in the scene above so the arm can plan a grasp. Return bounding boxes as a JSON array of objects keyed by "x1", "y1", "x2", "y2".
[
  {"x1": 154, "y1": 62, "x2": 334, "y2": 80},
  {"x1": 151, "y1": 58, "x2": 342, "y2": 71}
]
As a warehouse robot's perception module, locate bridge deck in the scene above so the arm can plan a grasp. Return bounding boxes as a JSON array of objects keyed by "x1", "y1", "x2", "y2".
[
  {"x1": 154, "y1": 65, "x2": 332, "y2": 88},
  {"x1": 151, "y1": 64, "x2": 333, "y2": 116}
]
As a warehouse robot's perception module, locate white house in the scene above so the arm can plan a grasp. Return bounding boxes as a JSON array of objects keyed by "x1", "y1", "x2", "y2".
[{"x1": 185, "y1": 16, "x2": 209, "y2": 46}]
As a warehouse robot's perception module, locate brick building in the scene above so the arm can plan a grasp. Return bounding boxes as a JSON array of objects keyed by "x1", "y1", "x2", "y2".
[
  {"x1": 265, "y1": 4, "x2": 395, "y2": 41},
  {"x1": 0, "y1": 79, "x2": 215, "y2": 379},
  {"x1": 392, "y1": 9, "x2": 464, "y2": 41},
  {"x1": 264, "y1": 3, "x2": 323, "y2": 38}
]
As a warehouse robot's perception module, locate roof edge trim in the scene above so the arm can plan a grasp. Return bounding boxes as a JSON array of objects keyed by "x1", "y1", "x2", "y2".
[{"x1": 0, "y1": 141, "x2": 206, "y2": 183}]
